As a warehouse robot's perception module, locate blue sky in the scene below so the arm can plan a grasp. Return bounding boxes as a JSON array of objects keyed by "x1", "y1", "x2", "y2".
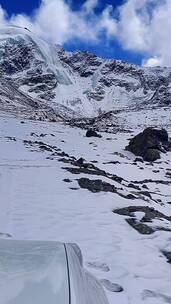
[
  {"x1": 0, "y1": 0, "x2": 123, "y2": 16},
  {"x1": 0, "y1": 0, "x2": 170, "y2": 67},
  {"x1": 0, "y1": 0, "x2": 143, "y2": 65},
  {"x1": 0, "y1": 0, "x2": 41, "y2": 16}
]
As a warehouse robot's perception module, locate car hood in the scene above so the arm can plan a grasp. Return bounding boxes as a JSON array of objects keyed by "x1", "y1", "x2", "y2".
[{"x1": 0, "y1": 239, "x2": 69, "y2": 304}]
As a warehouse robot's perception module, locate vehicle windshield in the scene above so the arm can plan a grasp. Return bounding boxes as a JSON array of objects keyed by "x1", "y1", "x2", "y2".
[{"x1": 0, "y1": 239, "x2": 69, "y2": 304}]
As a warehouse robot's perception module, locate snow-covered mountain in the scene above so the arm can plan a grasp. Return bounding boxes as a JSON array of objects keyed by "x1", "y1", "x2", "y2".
[{"x1": 0, "y1": 26, "x2": 171, "y2": 119}]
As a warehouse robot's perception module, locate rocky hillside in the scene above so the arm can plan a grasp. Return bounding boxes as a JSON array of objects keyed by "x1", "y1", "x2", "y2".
[{"x1": 0, "y1": 26, "x2": 171, "y2": 120}]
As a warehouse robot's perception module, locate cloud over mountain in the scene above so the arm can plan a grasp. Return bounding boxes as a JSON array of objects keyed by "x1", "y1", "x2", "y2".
[{"x1": 0, "y1": 0, "x2": 170, "y2": 66}]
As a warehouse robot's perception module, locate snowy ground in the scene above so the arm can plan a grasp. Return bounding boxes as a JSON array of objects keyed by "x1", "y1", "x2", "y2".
[{"x1": 0, "y1": 112, "x2": 171, "y2": 304}]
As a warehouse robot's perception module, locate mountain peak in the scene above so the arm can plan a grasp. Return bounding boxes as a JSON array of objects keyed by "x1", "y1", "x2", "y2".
[{"x1": 0, "y1": 26, "x2": 170, "y2": 119}]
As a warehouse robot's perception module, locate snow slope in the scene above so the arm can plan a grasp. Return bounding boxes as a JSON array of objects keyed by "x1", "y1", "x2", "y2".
[{"x1": 0, "y1": 111, "x2": 171, "y2": 304}]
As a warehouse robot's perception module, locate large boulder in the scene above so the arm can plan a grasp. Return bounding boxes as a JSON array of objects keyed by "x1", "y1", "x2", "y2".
[
  {"x1": 126, "y1": 127, "x2": 170, "y2": 161},
  {"x1": 86, "y1": 129, "x2": 102, "y2": 138}
]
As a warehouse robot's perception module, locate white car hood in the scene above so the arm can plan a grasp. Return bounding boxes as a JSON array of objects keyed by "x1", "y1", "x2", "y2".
[{"x1": 0, "y1": 239, "x2": 69, "y2": 304}]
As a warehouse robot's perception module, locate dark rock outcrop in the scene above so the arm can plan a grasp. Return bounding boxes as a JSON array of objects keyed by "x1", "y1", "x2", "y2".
[
  {"x1": 113, "y1": 206, "x2": 171, "y2": 234},
  {"x1": 86, "y1": 129, "x2": 102, "y2": 138},
  {"x1": 77, "y1": 178, "x2": 117, "y2": 193},
  {"x1": 126, "y1": 127, "x2": 170, "y2": 161}
]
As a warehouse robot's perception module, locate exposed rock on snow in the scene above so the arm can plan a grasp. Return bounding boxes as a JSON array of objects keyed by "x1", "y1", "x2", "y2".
[
  {"x1": 126, "y1": 127, "x2": 171, "y2": 161},
  {"x1": 126, "y1": 218, "x2": 155, "y2": 234},
  {"x1": 86, "y1": 129, "x2": 102, "y2": 138},
  {"x1": 77, "y1": 178, "x2": 118, "y2": 193},
  {"x1": 162, "y1": 251, "x2": 171, "y2": 264},
  {"x1": 113, "y1": 206, "x2": 171, "y2": 221},
  {"x1": 114, "y1": 206, "x2": 171, "y2": 234}
]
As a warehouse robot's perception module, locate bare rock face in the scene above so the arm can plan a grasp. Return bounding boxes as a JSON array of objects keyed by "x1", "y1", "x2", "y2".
[{"x1": 126, "y1": 128, "x2": 170, "y2": 161}]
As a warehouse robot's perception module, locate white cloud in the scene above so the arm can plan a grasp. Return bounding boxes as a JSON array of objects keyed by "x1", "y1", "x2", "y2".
[
  {"x1": 83, "y1": 0, "x2": 99, "y2": 14},
  {"x1": 9, "y1": 0, "x2": 117, "y2": 45},
  {"x1": 0, "y1": 0, "x2": 171, "y2": 66},
  {"x1": 143, "y1": 56, "x2": 162, "y2": 67},
  {"x1": 0, "y1": 5, "x2": 7, "y2": 26},
  {"x1": 117, "y1": 0, "x2": 171, "y2": 66},
  {"x1": 100, "y1": 5, "x2": 117, "y2": 38}
]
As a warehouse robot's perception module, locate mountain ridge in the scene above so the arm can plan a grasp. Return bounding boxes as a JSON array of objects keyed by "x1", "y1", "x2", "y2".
[{"x1": 0, "y1": 26, "x2": 171, "y2": 120}]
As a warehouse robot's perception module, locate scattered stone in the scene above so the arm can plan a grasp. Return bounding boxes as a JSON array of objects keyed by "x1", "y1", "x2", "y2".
[
  {"x1": 131, "y1": 178, "x2": 171, "y2": 185},
  {"x1": 103, "y1": 161, "x2": 120, "y2": 165},
  {"x1": 166, "y1": 172, "x2": 171, "y2": 178},
  {"x1": 128, "y1": 183, "x2": 141, "y2": 190},
  {"x1": 39, "y1": 144, "x2": 53, "y2": 152},
  {"x1": 77, "y1": 178, "x2": 117, "y2": 193},
  {"x1": 69, "y1": 187, "x2": 79, "y2": 190},
  {"x1": 76, "y1": 157, "x2": 85, "y2": 165},
  {"x1": 57, "y1": 151, "x2": 70, "y2": 158},
  {"x1": 142, "y1": 184, "x2": 148, "y2": 189},
  {"x1": 139, "y1": 191, "x2": 152, "y2": 199},
  {"x1": 100, "y1": 279, "x2": 124, "y2": 293},
  {"x1": 63, "y1": 178, "x2": 72, "y2": 183},
  {"x1": 5, "y1": 136, "x2": 16, "y2": 141},
  {"x1": 126, "y1": 194, "x2": 137, "y2": 199},
  {"x1": 20, "y1": 121, "x2": 25, "y2": 124},
  {"x1": 63, "y1": 163, "x2": 123, "y2": 184},
  {"x1": 156, "y1": 199, "x2": 162, "y2": 203},
  {"x1": 30, "y1": 132, "x2": 37, "y2": 137},
  {"x1": 58, "y1": 158, "x2": 71, "y2": 163},
  {"x1": 114, "y1": 206, "x2": 171, "y2": 234},
  {"x1": 86, "y1": 129, "x2": 102, "y2": 138}
]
